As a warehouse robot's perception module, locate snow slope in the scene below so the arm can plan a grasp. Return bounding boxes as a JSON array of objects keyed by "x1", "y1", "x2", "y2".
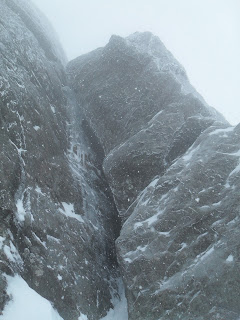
[{"x1": 0, "y1": 275, "x2": 63, "y2": 320}]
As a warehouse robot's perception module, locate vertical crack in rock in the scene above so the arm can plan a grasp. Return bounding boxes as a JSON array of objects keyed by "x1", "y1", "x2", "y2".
[
  {"x1": 64, "y1": 84, "x2": 127, "y2": 317},
  {"x1": 64, "y1": 84, "x2": 122, "y2": 270}
]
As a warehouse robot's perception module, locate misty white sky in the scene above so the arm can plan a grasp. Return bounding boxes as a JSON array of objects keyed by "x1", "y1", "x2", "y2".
[{"x1": 32, "y1": 0, "x2": 240, "y2": 125}]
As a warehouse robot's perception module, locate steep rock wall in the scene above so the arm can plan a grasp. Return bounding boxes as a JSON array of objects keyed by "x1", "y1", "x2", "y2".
[
  {"x1": 0, "y1": 1, "x2": 120, "y2": 319},
  {"x1": 67, "y1": 32, "x2": 226, "y2": 219},
  {"x1": 68, "y1": 32, "x2": 240, "y2": 320}
]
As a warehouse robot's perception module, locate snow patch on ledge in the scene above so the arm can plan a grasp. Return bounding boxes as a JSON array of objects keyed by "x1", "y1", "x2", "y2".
[
  {"x1": 226, "y1": 255, "x2": 234, "y2": 263},
  {"x1": 59, "y1": 202, "x2": 84, "y2": 222},
  {"x1": 16, "y1": 198, "x2": 26, "y2": 222},
  {"x1": 3, "y1": 242, "x2": 23, "y2": 266},
  {"x1": 0, "y1": 275, "x2": 63, "y2": 320}
]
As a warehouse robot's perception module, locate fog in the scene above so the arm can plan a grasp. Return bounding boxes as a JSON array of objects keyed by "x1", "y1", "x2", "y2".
[{"x1": 32, "y1": 0, "x2": 240, "y2": 125}]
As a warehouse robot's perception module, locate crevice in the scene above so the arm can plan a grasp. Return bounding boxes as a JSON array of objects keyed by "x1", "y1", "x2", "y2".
[
  {"x1": 81, "y1": 118, "x2": 127, "y2": 318},
  {"x1": 81, "y1": 116, "x2": 122, "y2": 263},
  {"x1": 64, "y1": 83, "x2": 127, "y2": 318}
]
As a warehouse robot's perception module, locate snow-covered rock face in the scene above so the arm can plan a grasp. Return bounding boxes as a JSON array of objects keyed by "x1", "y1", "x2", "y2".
[
  {"x1": 1, "y1": 1, "x2": 240, "y2": 319},
  {"x1": 117, "y1": 124, "x2": 240, "y2": 320},
  {"x1": 68, "y1": 32, "x2": 240, "y2": 319},
  {"x1": 0, "y1": 1, "x2": 120, "y2": 319}
]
